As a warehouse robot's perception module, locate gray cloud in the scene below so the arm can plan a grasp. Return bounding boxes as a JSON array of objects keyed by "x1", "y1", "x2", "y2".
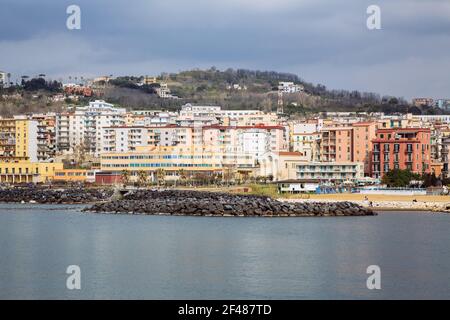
[{"x1": 0, "y1": 0, "x2": 449, "y2": 99}]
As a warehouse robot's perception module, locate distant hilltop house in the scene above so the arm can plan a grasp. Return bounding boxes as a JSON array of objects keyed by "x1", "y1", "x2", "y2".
[
  {"x1": 227, "y1": 83, "x2": 247, "y2": 91},
  {"x1": 434, "y1": 99, "x2": 450, "y2": 110},
  {"x1": 63, "y1": 83, "x2": 93, "y2": 97},
  {"x1": 93, "y1": 76, "x2": 113, "y2": 83},
  {"x1": 156, "y1": 82, "x2": 178, "y2": 99},
  {"x1": 278, "y1": 81, "x2": 304, "y2": 94},
  {"x1": 412, "y1": 97, "x2": 434, "y2": 107},
  {"x1": 141, "y1": 76, "x2": 157, "y2": 85},
  {"x1": 0, "y1": 71, "x2": 10, "y2": 87}
]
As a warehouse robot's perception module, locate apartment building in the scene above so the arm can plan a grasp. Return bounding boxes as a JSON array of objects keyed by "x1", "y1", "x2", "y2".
[
  {"x1": 0, "y1": 118, "x2": 38, "y2": 162},
  {"x1": 55, "y1": 112, "x2": 70, "y2": 153},
  {"x1": 101, "y1": 125, "x2": 195, "y2": 152},
  {"x1": 291, "y1": 121, "x2": 323, "y2": 161},
  {"x1": 371, "y1": 128, "x2": 431, "y2": 178},
  {"x1": 179, "y1": 104, "x2": 265, "y2": 126},
  {"x1": 66, "y1": 100, "x2": 126, "y2": 155},
  {"x1": 202, "y1": 125, "x2": 288, "y2": 160},
  {"x1": 440, "y1": 136, "x2": 450, "y2": 178},
  {"x1": 31, "y1": 114, "x2": 57, "y2": 161},
  {"x1": 352, "y1": 122, "x2": 377, "y2": 176},
  {"x1": 320, "y1": 127, "x2": 353, "y2": 162}
]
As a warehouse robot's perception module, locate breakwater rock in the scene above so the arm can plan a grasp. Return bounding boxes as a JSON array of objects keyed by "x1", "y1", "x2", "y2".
[
  {"x1": 0, "y1": 187, "x2": 114, "y2": 204},
  {"x1": 83, "y1": 190, "x2": 376, "y2": 217}
]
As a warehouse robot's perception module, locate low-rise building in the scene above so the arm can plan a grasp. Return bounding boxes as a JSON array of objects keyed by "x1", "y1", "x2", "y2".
[
  {"x1": 53, "y1": 169, "x2": 97, "y2": 183},
  {"x1": 0, "y1": 161, "x2": 63, "y2": 184},
  {"x1": 277, "y1": 179, "x2": 320, "y2": 193},
  {"x1": 295, "y1": 162, "x2": 364, "y2": 183},
  {"x1": 100, "y1": 145, "x2": 258, "y2": 183}
]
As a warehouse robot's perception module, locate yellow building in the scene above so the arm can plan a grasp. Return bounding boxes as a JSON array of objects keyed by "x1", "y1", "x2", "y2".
[
  {"x1": 100, "y1": 145, "x2": 257, "y2": 181},
  {"x1": 0, "y1": 118, "x2": 38, "y2": 161},
  {"x1": 0, "y1": 161, "x2": 63, "y2": 184}
]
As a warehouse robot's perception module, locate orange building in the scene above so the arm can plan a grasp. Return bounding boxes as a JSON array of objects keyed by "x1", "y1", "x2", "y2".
[
  {"x1": 371, "y1": 128, "x2": 431, "y2": 178},
  {"x1": 320, "y1": 127, "x2": 353, "y2": 162},
  {"x1": 53, "y1": 169, "x2": 96, "y2": 183},
  {"x1": 352, "y1": 122, "x2": 377, "y2": 176}
]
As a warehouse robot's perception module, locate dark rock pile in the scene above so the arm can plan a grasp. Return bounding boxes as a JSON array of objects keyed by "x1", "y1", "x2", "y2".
[
  {"x1": 0, "y1": 187, "x2": 114, "y2": 204},
  {"x1": 83, "y1": 190, "x2": 376, "y2": 217}
]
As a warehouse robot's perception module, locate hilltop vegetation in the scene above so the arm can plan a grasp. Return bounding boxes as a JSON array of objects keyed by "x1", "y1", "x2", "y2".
[
  {"x1": 0, "y1": 78, "x2": 66, "y2": 116},
  {"x1": 1, "y1": 67, "x2": 446, "y2": 116},
  {"x1": 95, "y1": 68, "x2": 447, "y2": 115}
]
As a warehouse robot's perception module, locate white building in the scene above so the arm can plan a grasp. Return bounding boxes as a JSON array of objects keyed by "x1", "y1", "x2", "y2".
[
  {"x1": 101, "y1": 125, "x2": 194, "y2": 153},
  {"x1": 202, "y1": 125, "x2": 289, "y2": 164},
  {"x1": 278, "y1": 82, "x2": 304, "y2": 94},
  {"x1": 295, "y1": 162, "x2": 364, "y2": 183},
  {"x1": 156, "y1": 83, "x2": 178, "y2": 99},
  {"x1": 65, "y1": 100, "x2": 126, "y2": 156},
  {"x1": 0, "y1": 71, "x2": 9, "y2": 87},
  {"x1": 178, "y1": 104, "x2": 271, "y2": 127},
  {"x1": 291, "y1": 121, "x2": 323, "y2": 161}
]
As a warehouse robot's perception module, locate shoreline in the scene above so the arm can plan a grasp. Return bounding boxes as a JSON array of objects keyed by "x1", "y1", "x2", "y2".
[
  {"x1": 0, "y1": 186, "x2": 449, "y2": 213},
  {"x1": 281, "y1": 198, "x2": 450, "y2": 213}
]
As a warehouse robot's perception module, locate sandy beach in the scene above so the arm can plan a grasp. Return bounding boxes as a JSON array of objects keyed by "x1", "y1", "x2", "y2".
[{"x1": 282, "y1": 194, "x2": 450, "y2": 212}]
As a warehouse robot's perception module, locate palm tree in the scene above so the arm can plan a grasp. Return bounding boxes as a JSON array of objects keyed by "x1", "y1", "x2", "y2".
[
  {"x1": 156, "y1": 168, "x2": 165, "y2": 187},
  {"x1": 177, "y1": 169, "x2": 186, "y2": 187},
  {"x1": 223, "y1": 166, "x2": 236, "y2": 187},
  {"x1": 137, "y1": 170, "x2": 148, "y2": 188},
  {"x1": 121, "y1": 170, "x2": 130, "y2": 187}
]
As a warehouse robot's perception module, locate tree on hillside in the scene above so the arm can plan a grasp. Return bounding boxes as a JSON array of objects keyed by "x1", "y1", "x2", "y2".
[{"x1": 381, "y1": 169, "x2": 421, "y2": 188}]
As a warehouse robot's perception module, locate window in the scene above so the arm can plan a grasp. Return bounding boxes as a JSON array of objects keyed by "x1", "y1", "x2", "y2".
[
  {"x1": 407, "y1": 144, "x2": 413, "y2": 153},
  {"x1": 394, "y1": 144, "x2": 400, "y2": 153}
]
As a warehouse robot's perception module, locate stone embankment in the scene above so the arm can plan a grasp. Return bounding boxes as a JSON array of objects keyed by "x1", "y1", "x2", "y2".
[
  {"x1": 0, "y1": 187, "x2": 114, "y2": 204},
  {"x1": 83, "y1": 190, "x2": 376, "y2": 217}
]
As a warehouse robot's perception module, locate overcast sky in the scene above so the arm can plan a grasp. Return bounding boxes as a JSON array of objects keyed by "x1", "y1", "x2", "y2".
[{"x1": 1, "y1": 0, "x2": 450, "y2": 100}]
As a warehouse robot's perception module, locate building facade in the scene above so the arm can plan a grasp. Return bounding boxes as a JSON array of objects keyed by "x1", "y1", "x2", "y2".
[{"x1": 371, "y1": 128, "x2": 431, "y2": 178}]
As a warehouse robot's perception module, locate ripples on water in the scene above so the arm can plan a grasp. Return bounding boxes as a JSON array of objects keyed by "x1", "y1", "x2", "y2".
[{"x1": 0, "y1": 204, "x2": 449, "y2": 299}]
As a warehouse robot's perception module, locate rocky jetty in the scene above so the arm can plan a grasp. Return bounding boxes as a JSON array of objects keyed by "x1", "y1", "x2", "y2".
[
  {"x1": 0, "y1": 187, "x2": 114, "y2": 204},
  {"x1": 83, "y1": 190, "x2": 376, "y2": 217}
]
